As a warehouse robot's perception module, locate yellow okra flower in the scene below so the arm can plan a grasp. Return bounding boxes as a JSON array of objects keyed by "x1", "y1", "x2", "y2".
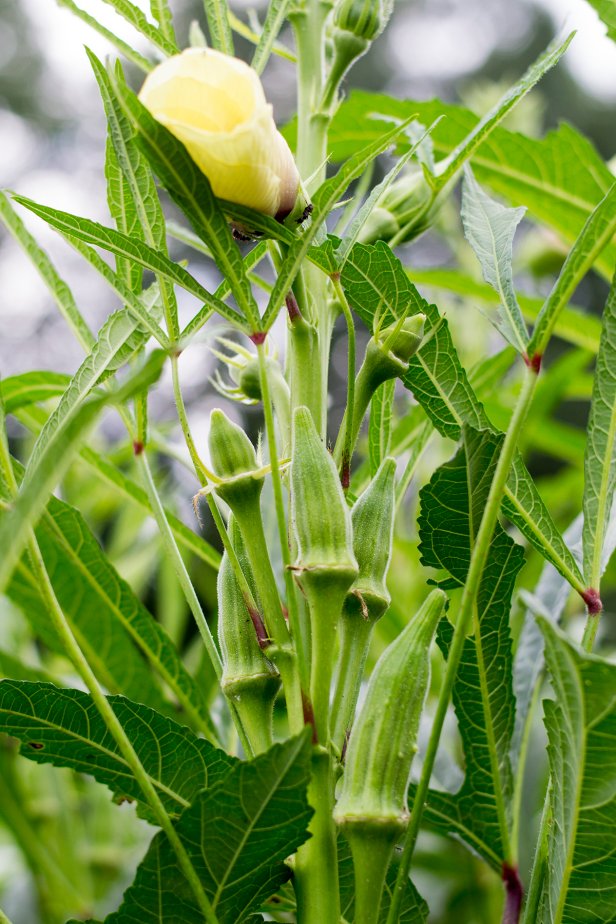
[{"x1": 139, "y1": 48, "x2": 301, "y2": 219}]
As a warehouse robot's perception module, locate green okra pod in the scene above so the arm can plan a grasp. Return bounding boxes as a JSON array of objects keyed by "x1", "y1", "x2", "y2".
[
  {"x1": 334, "y1": 588, "x2": 447, "y2": 924},
  {"x1": 218, "y1": 518, "x2": 280, "y2": 754},
  {"x1": 291, "y1": 406, "x2": 358, "y2": 743},
  {"x1": 332, "y1": 457, "x2": 397, "y2": 750}
]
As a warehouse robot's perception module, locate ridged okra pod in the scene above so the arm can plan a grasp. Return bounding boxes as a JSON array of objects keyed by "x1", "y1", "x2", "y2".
[
  {"x1": 291, "y1": 406, "x2": 358, "y2": 743},
  {"x1": 208, "y1": 409, "x2": 289, "y2": 651},
  {"x1": 334, "y1": 588, "x2": 447, "y2": 924},
  {"x1": 332, "y1": 457, "x2": 397, "y2": 751},
  {"x1": 218, "y1": 518, "x2": 280, "y2": 754}
]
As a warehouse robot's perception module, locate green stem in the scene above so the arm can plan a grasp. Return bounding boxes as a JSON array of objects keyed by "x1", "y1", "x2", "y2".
[
  {"x1": 0, "y1": 909, "x2": 14, "y2": 924},
  {"x1": 137, "y1": 452, "x2": 222, "y2": 681},
  {"x1": 386, "y1": 363, "x2": 539, "y2": 924},
  {"x1": 293, "y1": 746, "x2": 340, "y2": 924},
  {"x1": 331, "y1": 614, "x2": 373, "y2": 752},
  {"x1": 24, "y1": 529, "x2": 219, "y2": 924},
  {"x1": 344, "y1": 826, "x2": 398, "y2": 924}
]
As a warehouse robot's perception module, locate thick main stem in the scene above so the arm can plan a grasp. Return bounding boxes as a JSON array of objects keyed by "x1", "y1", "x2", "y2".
[
  {"x1": 386, "y1": 364, "x2": 539, "y2": 924},
  {"x1": 293, "y1": 747, "x2": 340, "y2": 924}
]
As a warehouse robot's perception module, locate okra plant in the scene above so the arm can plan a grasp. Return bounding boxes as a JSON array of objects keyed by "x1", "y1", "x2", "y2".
[{"x1": 1, "y1": 0, "x2": 616, "y2": 922}]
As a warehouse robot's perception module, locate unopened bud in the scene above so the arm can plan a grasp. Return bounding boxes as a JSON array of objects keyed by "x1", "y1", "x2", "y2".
[{"x1": 208, "y1": 409, "x2": 263, "y2": 509}]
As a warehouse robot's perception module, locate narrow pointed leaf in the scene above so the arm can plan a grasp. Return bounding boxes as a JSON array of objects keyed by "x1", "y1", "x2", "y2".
[
  {"x1": 368, "y1": 380, "x2": 395, "y2": 476},
  {"x1": 203, "y1": 0, "x2": 234, "y2": 54},
  {"x1": 0, "y1": 191, "x2": 94, "y2": 349},
  {"x1": 98, "y1": 0, "x2": 178, "y2": 54},
  {"x1": 12, "y1": 197, "x2": 236, "y2": 325},
  {"x1": 103, "y1": 732, "x2": 313, "y2": 924},
  {"x1": 461, "y1": 167, "x2": 529, "y2": 353},
  {"x1": 0, "y1": 372, "x2": 70, "y2": 414},
  {"x1": 251, "y1": 0, "x2": 290, "y2": 74},
  {"x1": 149, "y1": 0, "x2": 175, "y2": 43},
  {"x1": 0, "y1": 681, "x2": 234, "y2": 822},
  {"x1": 55, "y1": 0, "x2": 154, "y2": 72},
  {"x1": 0, "y1": 352, "x2": 165, "y2": 593},
  {"x1": 582, "y1": 270, "x2": 616, "y2": 588}
]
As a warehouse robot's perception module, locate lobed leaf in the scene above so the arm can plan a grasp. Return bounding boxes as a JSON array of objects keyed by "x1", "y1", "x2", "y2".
[
  {"x1": 103, "y1": 732, "x2": 313, "y2": 924},
  {"x1": 98, "y1": 0, "x2": 178, "y2": 54},
  {"x1": 415, "y1": 426, "x2": 524, "y2": 868},
  {"x1": 0, "y1": 681, "x2": 234, "y2": 822},
  {"x1": 324, "y1": 91, "x2": 616, "y2": 278},
  {"x1": 530, "y1": 621, "x2": 616, "y2": 923},
  {"x1": 55, "y1": 0, "x2": 154, "y2": 72}
]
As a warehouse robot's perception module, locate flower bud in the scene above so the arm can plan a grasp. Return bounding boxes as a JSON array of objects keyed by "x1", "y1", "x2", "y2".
[
  {"x1": 208, "y1": 409, "x2": 264, "y2": 509},
  {"x1": 335, "y1": 588, "x2": 447, "y2": 828},
  {"x1": 139, "y1": 48, "x2": 302, "y2": 219},
  {"x1": 362, "y1": 313, "x2": 425, "y2": 389},
  {"x1": 291, "y1": 406, "x2": 358, "y2": 594},
  {"x1": 345, "y1": 457, "x2": 396, "y2": 621},
  {"x1": 333, "y1": 0, "x2": 382, "y2": 43},
  {"x1": 359, "y1": 169, "x2": 435, "y2": 245}
]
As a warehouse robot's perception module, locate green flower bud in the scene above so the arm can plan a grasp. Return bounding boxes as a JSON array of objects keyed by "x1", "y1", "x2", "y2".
[
  {"x1": 218, "y1": 518, "x2": 280, "y2": 753},
  {"x1": 351, "y1": 313, "x2": 425, "y2": 430},
  {"x1": 208, "y1": 409, "x2": 264, "y2": 509},
  {"x1": 291, "y1": 406, "x2": 358, "y2": 592},
  {"x1": 333, "y1": 0, "x2": 381, "y2": 42},
  {"x1": 359, "y1": 169, "x2": 436, "y2": 246},
  {"x1": 335, "y1": 588, "x2": 447, "y2": 827}
]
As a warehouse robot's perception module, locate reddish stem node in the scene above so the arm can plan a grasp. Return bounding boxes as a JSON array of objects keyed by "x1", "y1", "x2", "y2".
[
  {"x1": 340, "y1": 455, "x2": 351, "y2": 491},
  {"x1": 285, "y1": 292, "x2": 302, "y2": 323},
  {"x1": 581, "y1": 587, "x2": 603, "y2": 616},
  {"x1": 524, "y1": 351, "x2": 542, "y2": 374},
  {"x1": 501, "y1": 863, "x2": 523, "y2": 924},
  {"x1": 249, "y1": 331, "x2": 267, "y2": 346},
  {"x1": 132, "y1": 440, "x2": 144, "y2": 456}
]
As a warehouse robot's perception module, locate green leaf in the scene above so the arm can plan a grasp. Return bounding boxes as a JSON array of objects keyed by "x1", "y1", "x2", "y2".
[
  {"x1": 528, "y1": 179, "x2": 616, "y2": 358},
  {"x1": 369, "y1": 380, "x2": 395, "y2": 476},
  {"x1": 0, "y1": 681, "x2": 234, "y2": 822},
  {"x1": 6, "y1": 484, "x2": 215, "y2": 733},
  {"x1": 98, "y1": 0, "x2": 178, "y2": 54},
  {"x1": 203, "y1": 0, "x2": 234, "y2": 54},
  {"x1": 103, "y1": 732, "x2": 313, "y2": 923},
  {"x1": 251, "y1": 0, "x2": 290, "y2": 74},
  {"x1": 0, "y1": 191, "x2": 94, "y2": 350},
  {"x1": 461, "y1": 167, "x2": 529, "y2": 353},
  {"x1": 582, "y1": 271, "x2": 616, "y2": 588},
  {"x1": 416, "y1": 426, "x2": 525, "y2": 868},
  {"x1": 437, "y1": 33, "x2": 574, "y2": 187},
  {"x1": 55, "y1": 0, "x2": 154, "y2": 72},
  {"x1": 582, "y1": 0, "x2": 616, "y2": 42},
  {"x1": 149, "y1": 0, "x2": 176, "y2": 43},
  {"x1": 12, "y1": 196, "x2": 239, "y2": 328},
  {"x1": 340, "y1": 241, "x2": 428, "y2": 331},
  {"x1": 262, "y1": 115, "x2": 419, "y2": 330},
  {"x1": 401, "y1": 302, "x2": 586, "y2": 593},
  {"x1": 409, "y1": 267, "x2": 601, "y2": 353},
  {"x1": 105, "y1": 134, "x2": 143, "y2": 293},
  {"x1": 0, "y1": 351, "x2": 165, "y2": 595},
  {"x1": 530, "y1": 620, "x2": 616, "y2": 923},
  {"x1": 325, "y1": 91, "x2": 616, "y2": 278},
  {"x1": 26, "y1": 284, "x2": 161, "y2": 484},
  {"x1": 113, "y1": 66, "x2": 258, "y2": 330},
  {"x1": 0, "y1": 372, "x2": 70, "y2": 414}
]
